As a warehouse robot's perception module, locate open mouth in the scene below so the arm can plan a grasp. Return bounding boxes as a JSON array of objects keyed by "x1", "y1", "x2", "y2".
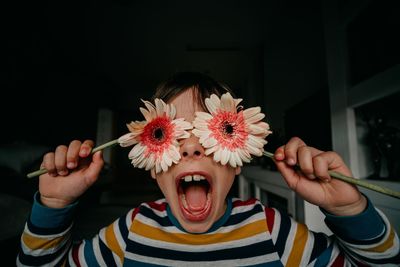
[{"x1": 177, "y1": 173, "x2": 212, "y2": 221}]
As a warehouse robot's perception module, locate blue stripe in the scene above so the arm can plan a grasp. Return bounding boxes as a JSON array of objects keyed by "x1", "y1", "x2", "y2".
[
  {"x1": 27, "y1": 217, "x2": 72, "y2": 236},
  {"x1": 123, "y1": 259, "x2": 167, "y2": 266},
  {"x1": 247, "y1": 261, "x2": 284, "y2": 267},
  {"x1": 124, "y1": 258, "x2": 284, "y2": 266},
  {"x1": 118, "y1": 214, "x2": 130, "y2": 244},
  {"x1": 225, "y1": 202, "x2": 264, "y2": 227},
  {"x1": 309, "y1": 232, "x2": 328, "y2": 263},
  {"x1": 83, "y1": 239, "x2": 100, "y2": 267},
  {"x1": 274, "y1": 209, "x2": 291, "y2": 257},
  {"x1": 98, "y1": 237, "x2": 117, "y2": 267},
  {"x1": 126, "y1": 239, "x2": 275, "y2": 261},
  {"x1": 348, "y1": 247, "x2": 400, "y2": 264},
  {"x1": 140, "y1": 206, "x2": 172, "y2": 227},
  {"x1": 18, "y1": 239, "x2": 69, "y2": 266},
  {"x1": 314, "y1": 243, "x2": 333, "y2": 267}
]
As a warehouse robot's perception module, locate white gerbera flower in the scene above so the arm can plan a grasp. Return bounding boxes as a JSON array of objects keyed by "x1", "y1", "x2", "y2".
[
  {"x1": 118, "y1": 98, "x2": 192, "y2": 173},
  {"x1": 192, "y1": 92, "x2": 272, "y2": 167}
]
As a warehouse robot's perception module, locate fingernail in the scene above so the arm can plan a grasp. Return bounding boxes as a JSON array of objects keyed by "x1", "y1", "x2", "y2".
[
  {"x1": 58, "y1": 170, "x2": 68, "y2": 176},
  {"x1": 67, "y1": 162, "x2": 75, "y2": 169},
  {"x1": 287, "y1": 158, "x2": 295, "y2": 165},
  {"x1": 80, "y1": 148, "x2": 87, "y2": 156},
  {"x1": 308, "y1": 174, "x2": 316, "y2": 179}
]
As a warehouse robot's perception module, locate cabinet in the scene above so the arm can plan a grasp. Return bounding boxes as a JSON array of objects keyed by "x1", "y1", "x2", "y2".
[
  {"x1": 322, "y1": 0, "x2": 400, "y2": 233},
  {"x1": 239, "y1": 166, "x2": 332, "y2": 235}
]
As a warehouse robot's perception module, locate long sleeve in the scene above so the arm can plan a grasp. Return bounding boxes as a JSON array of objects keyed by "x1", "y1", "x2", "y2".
[
  {"x1": 265, "y1": 196, "x2": 400, "y2": 266},
  {"x1": 17, "y1": 192, "x2": 136, "y2": 267}
]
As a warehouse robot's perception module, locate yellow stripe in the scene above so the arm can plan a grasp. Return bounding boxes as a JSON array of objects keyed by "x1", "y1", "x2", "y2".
[
  {"x1": 131, "y1": 219, "x2": 268, "y2": 245},
  {"x1": 22, "y1": 232, "x2": 64, "y2": 250},
  {"x1": 105, "y1": 223, "x2": 124, "y2": 262},
  {"x1": 286, "y1": 223, "x2": 308, "y2": 267},
  {"x1": 366, "y1": 228, "x2": 395, "y2": 253}
]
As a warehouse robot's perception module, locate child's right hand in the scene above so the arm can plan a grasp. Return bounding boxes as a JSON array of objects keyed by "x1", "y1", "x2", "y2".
[{"x1": 38, "y1": 140, "x2": 104, "y2": 208}]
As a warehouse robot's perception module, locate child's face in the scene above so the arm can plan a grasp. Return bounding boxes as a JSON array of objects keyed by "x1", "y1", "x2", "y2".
[{"x1": 151, "y1": 88, "x2": 241, "y2": 233}]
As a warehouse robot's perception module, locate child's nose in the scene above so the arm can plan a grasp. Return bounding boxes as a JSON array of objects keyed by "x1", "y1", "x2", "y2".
[{"x1": 180, "y1": 135, "x2": 205, "y2": 159}]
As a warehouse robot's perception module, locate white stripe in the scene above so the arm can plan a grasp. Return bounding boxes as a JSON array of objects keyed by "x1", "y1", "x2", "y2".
[
  {"x1": 270, "y1": 208, "x2": 281, "y2": 243},
  {"x1": 113, "y1": 218, "x2": 126, "y2": 255},
  {"x1": 153, "y1": 198, "x2": 167, "y2": 204},
  {"x1": 92, "y1": 235, "x2": 107, "y2": 267},
  {"x1": 342, "y1": 231, "x2": 399, "y2": 260},
  {"x1": 141, "y1": 202, "x2": 168, "y2": 217},
  {"x1": 46, "y1": 245, "x2": 69, "y2": 267},
  {"x1": 16, "y1": 241, "x2": 71, "y2": 267},
  {"x1": 300, "y1": 229, "x2": 314, "y2": 266},
  {"x1": 125, "y1": 209, "x2": 134, "y2": 230},
  {"x1": 111, "y1": 249, "x2": 122, "y2": 267},
  {"x1": 231, "y1": 202, "x2": 259, "y2": 215},
  {"x1": 136, "y1": 208, "x2": 265, "y2": 236},
  {"x1": 68, "y1": 246, "x2": 78, "y2": 267},
  {"x1": 78, "y1": 240, "x2": 88, "y2": 267},
  {"x1": 20, "y1": 231, "x2": 72, "y2": 256},
  {"x1": 129, "y1": 231, "x2": 270, "y2": 252},
  {"x1": 327, "y1": 241, "x2": 340, "y2": 265},
  {"x1": 24, "y1": 223, "x2": 73, "y2": 239},
  {"x1": 135, "y1": 213, "x2": 183, "y2": 233},
  {"x1": 125, "y1": 251, "x2": 280, "y2": 266},
  {"x1": 97, "y1": 226, "x2": 123, "y2": 266},
  {"x1": 208, "y1": 213, "x2": 266, "y2": 234},
  {"x1": 335, "y1": 210, "x2": 399, "y2": 259},
  {"x1": 280, "y1": 217, "x2": 297, "y2": 265}
]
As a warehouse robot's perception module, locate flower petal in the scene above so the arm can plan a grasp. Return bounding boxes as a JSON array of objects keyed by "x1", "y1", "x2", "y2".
[
  {"x1": 220, "y1": 92, "x2": 235, "y2": 112},
  {"x1": 193, "y1": 92, "x2": 272, "y2": 167}
]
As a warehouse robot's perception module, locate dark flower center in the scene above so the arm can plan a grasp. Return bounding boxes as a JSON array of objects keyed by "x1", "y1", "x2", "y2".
[
  {"x1": 223, "y1": 122, "x2": 234, "y2": 135},
  {"x1": 153, "y1": 128, "x2": 164, "y2": 140}
]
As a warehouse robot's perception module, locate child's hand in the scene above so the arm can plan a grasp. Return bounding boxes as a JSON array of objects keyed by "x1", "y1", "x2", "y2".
[
  {"x1": 274, "y1": 137, "x2": 367, "y2": 216},
  {"x1": 38, "y1": 140, "x2": 104, "y2": 209}
]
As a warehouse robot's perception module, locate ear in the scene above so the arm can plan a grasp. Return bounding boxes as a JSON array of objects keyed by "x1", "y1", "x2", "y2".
[
  {"x1": 150, "y1": 168, "x2": 156, "y2": 179},
  {"x1": 235, "y1": 166, "x2": 241, "y2": 175}
]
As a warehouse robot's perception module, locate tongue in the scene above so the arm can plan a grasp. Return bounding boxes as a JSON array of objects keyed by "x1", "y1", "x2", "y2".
[{"x1": 185, "y1": 184, "x2": 207, "y2": 211}]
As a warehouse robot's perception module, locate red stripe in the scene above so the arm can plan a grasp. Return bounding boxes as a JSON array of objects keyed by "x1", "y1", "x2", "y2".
[
  {"x1": 232, "y1": 198, "x2": 258, "y2": 208},
  {"x1": 265, "y1": 207, "x2": 275, "y2": 232},
  {"x1": 131, "y1": 207, "x2": 140, "y2": 221},
  {"x1": 147, "y1": 201, "x2": 167, "y2": 211},
  {"x1": 71, "y1": 242, "x2": 82, "y2": 267},
  {"x1": 331, "y1": 252, "x2": 344, "y2": 267}
]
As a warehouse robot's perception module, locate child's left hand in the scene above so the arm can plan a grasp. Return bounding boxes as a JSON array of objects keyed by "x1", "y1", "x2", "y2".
[{"x1": 274, "y1": 137, "x2": 367, "y2": 216}]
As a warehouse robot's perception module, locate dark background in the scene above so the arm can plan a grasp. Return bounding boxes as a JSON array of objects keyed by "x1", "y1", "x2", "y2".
[{"x1": 1, "y1": 0, "x2": 399, "y2": 264}]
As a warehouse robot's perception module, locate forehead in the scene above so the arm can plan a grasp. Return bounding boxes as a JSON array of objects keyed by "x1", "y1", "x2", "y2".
[{"x1": 168, "y1": 88, "x2": 204, "y2": 122}]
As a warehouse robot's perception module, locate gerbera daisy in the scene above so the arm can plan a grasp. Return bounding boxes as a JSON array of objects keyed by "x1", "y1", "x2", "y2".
[
  {"x1": 118, "y1": 98, "x2": 192, "y2": 173},
  {"x1": 192, "y1": 92, "x2": 272, "y2": 167}
]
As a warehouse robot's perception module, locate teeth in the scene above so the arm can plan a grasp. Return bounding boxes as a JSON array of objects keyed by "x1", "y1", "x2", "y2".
[
  {"x1": 193, "y1": 174, "x2": 203, "y2": 181},
  {"x1": 182, "y1": 175, "x2": 206, "y2": 182}
]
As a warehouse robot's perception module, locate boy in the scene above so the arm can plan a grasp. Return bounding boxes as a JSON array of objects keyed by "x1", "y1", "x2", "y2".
[{"x1": 18, "y1": 72, "x2": 399, "y2": 266}]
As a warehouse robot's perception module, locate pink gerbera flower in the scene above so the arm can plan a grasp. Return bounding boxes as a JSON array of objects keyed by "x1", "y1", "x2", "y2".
[
  {"x1": 192, "y1": 92, "x2": 272, "y2": 167},
  {"x1": 118, "y1": 99, "x2": 192, "y2": 173}
]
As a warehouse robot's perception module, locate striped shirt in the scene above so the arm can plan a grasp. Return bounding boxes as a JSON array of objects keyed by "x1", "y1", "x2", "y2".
[{"x1": 17, "y1": 193, "x2": 400, "y2": 266}]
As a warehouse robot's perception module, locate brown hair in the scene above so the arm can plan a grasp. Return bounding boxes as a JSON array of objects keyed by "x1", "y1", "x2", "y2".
[{"x1": 151, "y1": 72, "x2": 236, "y2": 110}]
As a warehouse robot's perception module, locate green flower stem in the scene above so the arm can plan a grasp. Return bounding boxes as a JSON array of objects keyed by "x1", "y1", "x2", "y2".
[
  {"x1": 263, "y1": 151, "x2": 400, "y2": 199},
  {"x1": 26, "y1": 139, "x2": 119, "y2": 178},
  {"x1": 26, "y1": 141, "x2": 400, "y2": 199}
]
